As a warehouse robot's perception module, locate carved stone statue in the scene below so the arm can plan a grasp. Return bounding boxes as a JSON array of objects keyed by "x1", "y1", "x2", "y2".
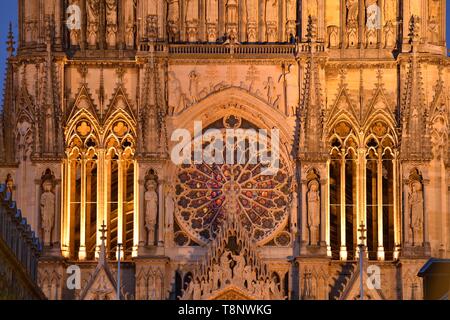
[
  {"x1": 409, "y1": 180, "x2": 424, "y2": 245},
  {"x1": 41, "y1": 179, "x2": 55, "y2": 246},
  {"x1": 220, "y1": 250, "x2": 233, "y2": 282},
  {"x1": 185, "y1": 0, "x2": 198, "y2": 22},
  {"x1": 346, "y1": 0, "x2": 359, "y2": 23},
  {"x1": 384, "y1": 0, "x2": 396, "y2": 22},
  {"x1": 290, "y1": 185, "x2": 298, "y2": 235},
  {"x1": 192, "y1": 279, "x2": 202, "y2": 300},
  {"x1": 429, "y1": 0, "x2": 440, "y2": 21},
  {"x1": 428, "y1": 0, "x2": 440, "y2": 43},
  {"x1": 164, "y1": 184, "x2": 175, "y2": 233},
  {"x1": 145, "y1": 180, "x2": 158, "y2": 246},
  {"x1": 264, "y1": 76, "x2": 275, "y2": 105},
  {"x1": 231, "y1": 252, "x2": 245, "y2": 283},
  {"x1": 105, "y1": 0, "x2": 117, "y2": 24},
  {"x1": 87, "y1": 0, "x2": 99, "y2": 45},
  {"x1": 307, "y1": 180, "x2": 320, "y2": 245},
  {"x1": 226, "y1": 0, "x2": 238, "y2": 25},
  {"x1": 105, "y1": 0, "x2": 117, "y2": 47}
]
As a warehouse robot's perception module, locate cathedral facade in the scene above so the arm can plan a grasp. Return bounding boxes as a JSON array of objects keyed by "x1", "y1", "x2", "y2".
[{"x1": 0, "y1": 0, "x2": 448, "y2": 300}]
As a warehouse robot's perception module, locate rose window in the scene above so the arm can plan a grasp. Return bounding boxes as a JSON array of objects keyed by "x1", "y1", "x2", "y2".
[{"x1": 174, "y1": 117, "x2": 290, "y2": 245}]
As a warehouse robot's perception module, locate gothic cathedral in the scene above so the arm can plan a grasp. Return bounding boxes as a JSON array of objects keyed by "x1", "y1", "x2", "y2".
[{"x1": 0, "y1": 0, "x2": 448, "y2": 300}]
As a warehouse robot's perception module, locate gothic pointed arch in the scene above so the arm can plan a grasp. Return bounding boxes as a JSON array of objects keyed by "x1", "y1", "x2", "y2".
[{"x1": 172, "y1": 87, "x2": 293, "y2": 152}]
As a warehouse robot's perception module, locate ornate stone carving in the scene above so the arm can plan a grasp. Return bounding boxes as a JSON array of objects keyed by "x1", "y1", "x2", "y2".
[
  {"x1": 40, "y1": 173, "x2": 55, "y2": 246},
  {"x1": 408, "y1": 178, "x2": 424, "y2": 246},
  {"x1": 290, "y1": 184, "x2": 298, "y2": 236},
  {"x1": 145, "y1": 179, "x2": 158, "y2": 246},
  {"x1": 225, "y1": 0, "x2": 238, "y2": 39},
  {"x1": 87, "y1": 0, "x2": 100, "y2": 46},
  {"x1": 307, "y1": 180, "x2": 320, "y2": 245}
]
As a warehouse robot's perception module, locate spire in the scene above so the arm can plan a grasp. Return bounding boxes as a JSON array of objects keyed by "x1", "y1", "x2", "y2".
[
  {"x1": 298, "y1": 15, "x2": 324, "y2": 159},
  {"x1": 400, "y1": 19, "x2": 429, "y2": 160},
  {"x1": 6, "y1": 22, "x2": 15, "y2": 57}
]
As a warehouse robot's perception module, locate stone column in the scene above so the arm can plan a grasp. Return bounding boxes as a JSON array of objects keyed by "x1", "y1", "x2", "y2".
[
  {"x1": 78, "y1": 157, "x2": 87, "y2": 260},
  {"x1": 96, "y1": 149, "x2": 105, "y2": 258},
  {"x1": 117, "y1": 157, "x2": 125, "y2": 259},
  {"x1": 138, "y1": 178, "x2": 146, "y2": 247},
  {"x1": 325, "y1": 160, "x2": 332, "y2": 257},
  {"x1": 403, "y1": 179, "x2": 411, "y2": 245},
  {"x1": 133, "y1": 160, "x2": 140, "y2": 257},
  {"x1": 157, "y1": 182, "x2": 164, "y2": 246},
  {"x1": 301, "y1": 179, "x2": 308, "y2": 246},
  {"x1": 320, "y1": 178, "x2": 327, "y2": 246},
  {"x1": 54, "y1": 179, "x2": 61, "y2": 249},
  {"x1": 423, "y1": 178, "x2": 431, "y2": 254},
  {"x1": 34, "y1": 180, "x2": 41, "y2": 242},
  {"x1": 393, "y1": 156, "x2": 400, "y2": 259},
  {"x1": 340, "y1": 151, "x2": 347, "y2": 261},
  {"x1": 377, "y1": 148, "x2": 385, "y2": 261}
]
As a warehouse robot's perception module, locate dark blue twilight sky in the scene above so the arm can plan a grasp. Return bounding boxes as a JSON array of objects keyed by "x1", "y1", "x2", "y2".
[{"x1": 0, "y1": 2, "x2": 449, "y2": 104}]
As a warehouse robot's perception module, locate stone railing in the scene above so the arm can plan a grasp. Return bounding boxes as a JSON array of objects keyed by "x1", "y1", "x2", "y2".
[
  {"x1": 0, "y1": 184, "x2": 44, "y2": 299},
  {"x1": 138, "y1": 42, "x2": 297, "y2": 57}
]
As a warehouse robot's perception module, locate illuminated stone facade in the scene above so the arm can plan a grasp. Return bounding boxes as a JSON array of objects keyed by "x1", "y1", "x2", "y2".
[{"x1": 0, "y1": 0, "x2": 448, "y2": 300}]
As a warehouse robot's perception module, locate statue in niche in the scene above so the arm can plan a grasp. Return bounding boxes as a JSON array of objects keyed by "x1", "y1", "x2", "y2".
[
  {"x1": 366, "y1": 0, "x2": 381, "y2": 31},
  {"x1": 226, "y1": 0, "x2": 238, "y2": 25},
  {"x1": 265, "y1": 0, "x2": 278, "y2": 22},
  {"x1": 384, "y1": 0, "x2": 396, "y2": 22},
  {"x1": 307, "y1": 180, "x2": 320, "y2": 245},
  {"x1": 164, "y1": 184, "x2": 175, "y2": 241},
  {"x1": 409, "y1": 180, "x2": 424, "y2": 246},
  {"x1": 429, "y1": 0, "x2": 440, "y2": 21},
  {"x1": 207, "y1": 0, "x2": 218, "y2": 22},
  {"x1": 307, "y1": 0, "x2": 318, "y2": 19},
  {"x1": 105, "y1": 0, "x2": 117, "y2": 24},
  {"x1": 185, "y1": 0, "x2": 197, "y2": 22},
  {"x1": 145, "y1": 179, "x2": 158, "y2": 246},
  {"x1": 87, "y1": 0, "x2": 99, "y2": 45},
  {"x1": 167, "y1": 0, "x2": 180, "y2": 41},
  {"x1": 290, "y1": 184, "x2": 298, "y2": 236},
  {"x1": 105, "y1": 0, "x2": 118, "y2": 47},
  {"x1": 346, "y1": 0, "x2": 359, "y2": 24},
  {"x1": 428, "y1": 0, "x2": 440, "y2": 43},
  {"x1": 41, "y1": 178, "x2": 55, "y2": 246}
]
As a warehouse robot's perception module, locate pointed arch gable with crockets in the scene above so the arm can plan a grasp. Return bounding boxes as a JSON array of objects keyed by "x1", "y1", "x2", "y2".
[
  {"x1": 326, "y1": 87, "x2": 359, "y2": 135},
  {"x1": 67, "y1": 84, "x2": 100, "y2": 125},
  {"x1": 103, "y1": 84, "x2": 137, "y2": 124}
]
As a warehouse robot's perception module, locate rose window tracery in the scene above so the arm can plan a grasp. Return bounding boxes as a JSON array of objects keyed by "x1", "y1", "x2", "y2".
[{"x1": 175, "y1": 118, "x2": 290, "y2": 245}]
